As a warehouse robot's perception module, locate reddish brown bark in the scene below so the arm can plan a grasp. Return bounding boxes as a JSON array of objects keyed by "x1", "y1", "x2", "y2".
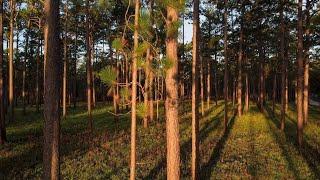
[
  {"x1": 237, "y1": 6, "x2": 244, "y2": 117},
  {"x1": 8, "y1": 0, "x2": 15, "y2": 122},
  {"x1": 297, "y1": 0, "x2": 304, "y2": 146},
  {"x1": 86, "y1": 0, "x2": 93, "y2": 132},
  {"x1": 223, "y1": 0, "x2": 229, "y2": 131},
  {"x1": 43, "y1": 0, "x2": 61, "y2": 178},
  {"x1": 192, "y1": 0, "x2": 200, "y2": 178},
  {"x1": 303, "y1": 0, "x2": 311, "y2": 125},
  {"x1": 130, "y1": 0, "x2": 140, "y2": 179},
  {"x1": 280, "y1": 0, "x2": 287, "y2": 131},
  {"x1": 0, "y1": 0, "x2": 6, "y2": 144},
  {"x1": 166, "y1": 6, "x2": 180, "y2": 179}
]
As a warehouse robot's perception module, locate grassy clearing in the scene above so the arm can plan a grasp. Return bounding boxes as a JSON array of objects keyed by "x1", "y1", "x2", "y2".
[{"x1": 0, "y1": 101, "x2": 319, "y2": 179}]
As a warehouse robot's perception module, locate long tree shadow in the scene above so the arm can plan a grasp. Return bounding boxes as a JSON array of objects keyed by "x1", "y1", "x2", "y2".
[
  {"x1": 265, "y1": 105, "x2": 320, "y2": 178},
  {"x1": 200, "y1": 115, "x2": 236, "y2": 179},
  {"x1": 144, "y1": 105, "x2": 225, "y2": 179},
  {"x1": 263, "y1": 106, "x2": 300, "y2": 179},
  {"x1": 1, "y1": 105, "x2": 131, "y2": 177}
]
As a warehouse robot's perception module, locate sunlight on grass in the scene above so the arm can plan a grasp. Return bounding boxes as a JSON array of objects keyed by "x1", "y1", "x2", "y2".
[{"x1": 0, "y1": 101, "x2": 319, "y2": 179}]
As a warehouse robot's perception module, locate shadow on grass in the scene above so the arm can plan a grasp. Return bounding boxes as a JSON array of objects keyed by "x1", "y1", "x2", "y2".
[
  {"x1": 264, "y1": 105, "x2": 320, "y2": 179},
  {"x1": 200, "y1": 115, "x2": 236, "y2": 179},
  {"x1": 1, "y1": 104, "x2": 131, "y2": 177},
  {"x1": 144, "y1": 104, "x2": 225, "y2": 179}
]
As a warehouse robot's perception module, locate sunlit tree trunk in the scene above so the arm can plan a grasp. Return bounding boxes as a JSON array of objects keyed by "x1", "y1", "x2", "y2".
[
  {"x1": 223, "y1": 0, "x2": 229, "y2": 131},
  {"x1": 23, "y1": 20, "x2": 30, "y2": 115},
  {"x1": 62, "y1": 2, "x2": 68, "y2": 119},
  {"x1": 280, "y1": 0, "x2": 287, "y2": 131},
  {"x1": 297, "y1": 0, "x2": 304, "y2": 146},
  {"x1": 92, "y1": 41, "x2": 96, "y2": 108},
  {"x1": 86, "y1": 0, "x2": 93, "y2": 132},
  {"x1": 36, "y1": 34, "x2": 41, "y2": 113},
  {"x1": 125, "y1": 53, "x2": 129, "y2": 110},
  {"x1": 144, "y1": 48, "x2": 151, "y2": 128},
  {"x1": 43, "y1": 0, "x2": 61, "y2": 178},
  {"x1": 156, "y1": 75, "x2": 159, "y2": 121},
  {"x1": 192, "y1": 0, "x2": 200, "y2": 178},
  {"x1": 130, "y1": 0, "x2": 139, "y2": 179},
  {"x1": 166, "y1": 5, "x2": 180, "y2": 179},
  {"x1": 15, "y1": 25, "x2": 18, "y2": 107},
  {"x1": 207, "y1": 58, "x2": 211, "y2": 110},
  {"x1": 149, "y1": 73, "x2": 154, "y2": 121},
  {"x1": 258, "y1": 44, "x2": 265, "y2": 112},
  {"x1": 232, "y1": 79, "x2": 236, "y2": 109},
  {"x1": 0, "y1": 0, "x2": 6, "y2": 144},
  {"x1": 214, "y1": 52, "x2": 218, "y2": 106},
  {"x1": 138, "y1": 70, "x2": 142, "y2": 102},
  {"x1": 200, "y1": 56, "x2": 204, "y2": 116},
  {"x1": 237, "y1": 6, "x2": 244, "y2": 116},
  {"x1": 73, "y1": 22, "x2": 78, "y2": 108},
  {"x1": 273, "y1": 73, "x2": 277, "y2": 115},
  {"x1": 303, "y1": 0, "x2": 311, "y2": 125},
  {"x1": 148, "y1": 0, "x2": 154, "y2": 122},
  {"x1": 244, "y1": 54, "x2": 249, "y2": 112},
  {"x1": 8, "y1": 0, "x2": 15, "y2": 122}
]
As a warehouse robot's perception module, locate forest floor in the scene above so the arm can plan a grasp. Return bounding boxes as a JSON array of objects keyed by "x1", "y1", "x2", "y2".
[{"x1": 0, "y1": 101, "x2": 319, "y2": 179}]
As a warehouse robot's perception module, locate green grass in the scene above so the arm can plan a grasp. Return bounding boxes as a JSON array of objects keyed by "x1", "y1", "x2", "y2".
[{"x1": 0, "y1": 101, "x2": 319, "y2": 179}]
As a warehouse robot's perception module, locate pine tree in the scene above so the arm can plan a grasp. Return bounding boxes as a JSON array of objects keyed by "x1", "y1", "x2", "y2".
[
  {"x1": 8, "y1": 0, "x2": 15, "y2": 122},
  {"x1": 43, "y1": 0, "x2": 61, "y2": 178},
  {"x1": 223, "y1": 0, "x2": 229, "y2": 132},
  {"x1": 192, "y1": 0, "x2": 200, "y2": 178},
  {"x1": 297, "y1": 0, "x2": 304, "y2": 146},
  {"x1": 0, "y1": 0, "x2": 6, "y2": 145},
  {"x1": 86, "y1": 0, "x2": 93, "y2": 132},
  {"x1": 165, "y1": 2, "x2": 181, "y2": 179},
  {"x1": 130, "y1": 0, "x2": 140, "y2": 179}
]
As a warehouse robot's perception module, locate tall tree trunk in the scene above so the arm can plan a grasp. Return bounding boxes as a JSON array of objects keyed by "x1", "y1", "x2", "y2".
[
  {"x1": 303, "y1": 0, "x2": 311, "y2": 125},
  {"x1": 138, "y1": 70, "x2": 142, "y2": 102},
  {"x1": 273, "y1": 73, "x2": 277, "y2": 115},
  {"x1": 130, "y1": 0, "x2": 139, "y2": 179},
  {"x1": 73, "y1": 22, "x2": 78, "y2": 108},
  {"x1": 149, "y1": 73, "x2": 154, "y2": 121},
  {"x1": 200, "y1": 56, "x2": 204, "y2": 116},
  {"x1": 36, "y1": 35, "x2": 41, "y2": 113},
  {"x1": 280, "y1": 0, "x2": 287, "y2": 131},
  {"x1": 43, "y1": 0, "x2": 61, "y2": 178},
  {"x1": 23, "y1": 20, "x2": 30, "y2": 115},
  {"x1": 125, "y1": 52, "x2": 129, "y2": 110},
  {"x1": 244, "y1": 54, "x2": 249, "y2": 112},
  {"x1": 109, "y1": 41, "x2": 118, "y2": 121},
  {"x1": 214, "y1": 53, "x2": 218, "y2": 106},
  {"x1": 258, "y1": 44, "x2": 265, "y2": 112},
  {"x1": 297, "y1": 0, "x2": 304, "y2": 146},
  {"x1": 166, "y1": 5, "x2": 180, "y2": 179},
  {"x1": 232, "y1": 79, "x2": 236, "y2": 109},
  {"x1": 15, "y1": 26, "x2": 18, "y2": 107},
  {"x1": 192, "y1": 0, "x2": 200, "y2": 178},
  {"x1": 144, "y1": 49, "x2": 151, "y2": 128},
  {"x1": 207, "y1": 58, "x2": 211, "y2": 110},
  {"x1": 8, "y1": 0, "x2": 15, "y2": 122},
  {"x1": 223, "y1": 0, "x2": 229, "y2": 131},
  {"x1": 62, "y1": 2, "x2": 68, "y2": 119},
  {"x1": 86, "y1": 0, "x2": 93, "y2": 132},
  {"x1": 92, "y1": 41, "x2": 96, "y2": 108},
  {"x1": 0, "y1": 0, "x2": 6, "y2": 144},
  {"x1": 148, "y1": 0, "x2": 154, "y2": 121},
  {"x1": 156, "y1": 75, "x2": 159, "y2": 121},
  {"x1": 237, "y1": 6, "x2": 244, "y2": 116}
]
